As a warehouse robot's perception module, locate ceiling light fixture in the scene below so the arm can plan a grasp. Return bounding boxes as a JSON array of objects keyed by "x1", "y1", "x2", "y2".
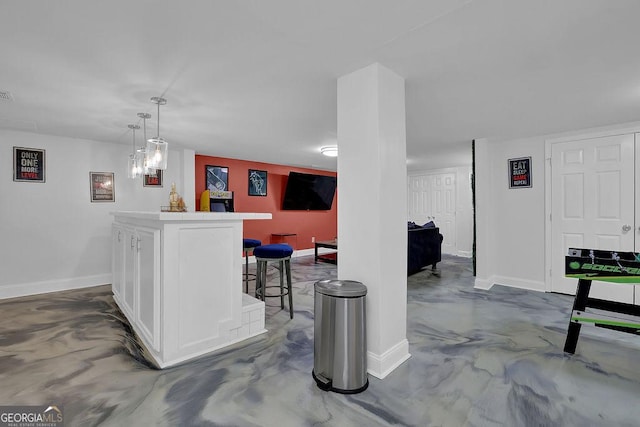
[
  {"x1": 146, "y1": 96, "x2": 168, "y2": 170},
  {"x1": 320, "y1": 146, "x2": 338, "y2": 157},
  {"x1": 137, "y1": 112, "x2": 156, "y2": 176},
  {"x1": 127, "y1": 124, "x2": 142, "y2": 178}
]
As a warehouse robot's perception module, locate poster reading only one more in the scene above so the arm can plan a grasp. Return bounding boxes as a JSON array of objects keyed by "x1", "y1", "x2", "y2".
[
  {"x1": 90, "y1": 172, "x2": 115, "y2": 202},
  {"x1": 14, "y1": 147, "x2": 45, "y2": 182},
  {"x1": 509, "y1": 157, "x2": 532, "y2": 188}
]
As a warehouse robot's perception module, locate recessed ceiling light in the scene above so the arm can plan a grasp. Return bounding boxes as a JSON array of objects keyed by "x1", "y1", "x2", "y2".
[
  {"x1": 320, "y1": 146, "x2": 338, "y2": 157},
  {"x1": 0, "y1": 91, "x2": 14, "y2": 102}
]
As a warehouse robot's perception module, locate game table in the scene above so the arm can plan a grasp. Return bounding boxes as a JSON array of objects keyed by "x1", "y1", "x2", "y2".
[{"x1": 564, "y1": 248, "x2": 640, "y2": 354}]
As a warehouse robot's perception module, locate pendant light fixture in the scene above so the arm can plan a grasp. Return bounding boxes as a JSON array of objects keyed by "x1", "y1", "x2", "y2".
[
  {"x1": 146, "y1": 96, "x2": 168, "y2": 170},
  {"x1": 127, "y1": 124, "x2": 142, "y2": 178},
  {"x1": 136, "y1": 112, "x2": 156, "y2": 176}
]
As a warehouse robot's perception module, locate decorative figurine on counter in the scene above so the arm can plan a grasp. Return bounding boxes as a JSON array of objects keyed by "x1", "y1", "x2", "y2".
[{"x1": 168, "y1": 183, "x2": 186, "y2": 212}]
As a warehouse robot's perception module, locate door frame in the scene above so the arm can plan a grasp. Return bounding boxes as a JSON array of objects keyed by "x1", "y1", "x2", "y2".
[{"x1": 544, "y1": 124, "x2": 640, "y2": 293}]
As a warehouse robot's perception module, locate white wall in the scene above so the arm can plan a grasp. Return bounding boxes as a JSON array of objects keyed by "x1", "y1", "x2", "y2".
[
  {"x1": 0, "y1": 129, "x2": 188, "y2": 298},
  {"x1": 408, "y1": 166, "x2": 473, "y2": 257},
  {"x1": 475, "y1": 136, "x2": 546, "y2": 291},
  {"x1": 475, "y1": 120, "x2": 640, "y2": 293}
]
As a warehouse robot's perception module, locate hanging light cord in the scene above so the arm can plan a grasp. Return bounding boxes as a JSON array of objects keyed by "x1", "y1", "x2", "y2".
[
  {"x1": 128, "y1": 124, "x2": 139, "y2": 154},
  {"x1": 137, "y1": 112, "x2": 151, "y2": 145},
  {"x1": 150, "y1": 96, "x2": 166, "y2": 140}
]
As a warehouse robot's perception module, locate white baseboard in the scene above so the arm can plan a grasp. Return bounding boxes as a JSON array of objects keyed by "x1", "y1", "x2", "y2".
[
  {"x1": 474, "y1": 277, "x2": 494, "y2": 290},
  {"x1": 367, "y1": 339, "x2": 411, "y2": 379},
  {"x1": 0, "y1": 274, "x2": 111, "y2": 300},
  {"x1": 456, "y1": 250, "x2": 472, "y2": 258},
  {"x1": 474, "y1": 275, "x2": 545, "y2": 292}
]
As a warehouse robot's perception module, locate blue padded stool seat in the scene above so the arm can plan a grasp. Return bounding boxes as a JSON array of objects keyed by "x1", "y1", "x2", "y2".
[
  {"x1": 242, "y1": 238, "x2": 262, "y2": 293},
  {"x1": 254, "y1": 243, "x2": 294, "y2": 259},
  {"x1": 254, "y1": 244, "x2": 294, "y2": 319},
  {"x1": 243, "y1": 238, "x2": 262, "y2": 249}
]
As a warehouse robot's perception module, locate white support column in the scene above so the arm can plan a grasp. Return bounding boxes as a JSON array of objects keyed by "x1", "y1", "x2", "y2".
[
  {"x1": 181, "y1": 149, "x2": 196, "y2": 211},
  {"x1": 337, "y1": 63, "x2": 410, "y2": 379}
]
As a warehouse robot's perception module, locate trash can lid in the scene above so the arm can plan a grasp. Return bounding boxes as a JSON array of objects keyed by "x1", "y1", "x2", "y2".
[{"x1": 315, "y1": 280, "x2": 367, "y2": 297}]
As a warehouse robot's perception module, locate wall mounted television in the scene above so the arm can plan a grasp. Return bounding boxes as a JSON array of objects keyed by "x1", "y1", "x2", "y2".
[{"x1": 282, "y1": 172, "x2": 337, "y2": 211}]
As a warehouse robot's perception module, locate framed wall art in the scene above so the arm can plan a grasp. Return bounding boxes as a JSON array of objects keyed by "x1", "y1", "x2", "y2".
[
  {"x1": 90, "y1": 172, "x2": 115, "y2": 202},
  {"x1": 13, "y1": 146, "x2": 45, "y2": 183},
  {"x1": 143, "y1": 170, "x2": 163, "y2": 187},
  {"x1": 206, "y1": 165, "x2": 229, "y2": 191},
  {"x1": 248, "y1": 169, "x2": 267, "y2": 196},
  {"x1": 508, "y1": 157, "x2": 532, "y2": 189}
]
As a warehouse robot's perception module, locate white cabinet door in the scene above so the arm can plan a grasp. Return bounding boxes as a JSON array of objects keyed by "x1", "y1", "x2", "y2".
[
  {"x1": 122, "y1": 228, "x2": 137, "y2": 319},
  {"x1": 111, "y1": 224, "x2": 125, "y2": 299},
  {"x1": 135, "y1": 227, "x2": 160, "y2": 352}
]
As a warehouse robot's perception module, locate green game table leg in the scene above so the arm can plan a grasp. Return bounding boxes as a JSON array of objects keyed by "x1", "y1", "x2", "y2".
[{"x1": 564, "y1": 278, "x2": 592, "y2": 354}]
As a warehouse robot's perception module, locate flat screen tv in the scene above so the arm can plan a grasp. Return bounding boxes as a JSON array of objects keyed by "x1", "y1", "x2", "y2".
[{"x1": 282, "y1": 172, "x2": 337, "y2": 210}]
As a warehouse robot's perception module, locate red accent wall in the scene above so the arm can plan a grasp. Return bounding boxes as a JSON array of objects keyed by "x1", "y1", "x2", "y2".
[{"x1": 195, "y1": 155, "x2": 337, "y2": 250}]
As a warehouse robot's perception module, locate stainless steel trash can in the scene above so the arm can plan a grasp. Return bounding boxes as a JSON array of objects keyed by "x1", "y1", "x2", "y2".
[{"x1": 312, "y1": 279, "x2": 368, "y2": 394}]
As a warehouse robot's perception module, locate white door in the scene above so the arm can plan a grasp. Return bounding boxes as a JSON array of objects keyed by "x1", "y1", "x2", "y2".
[
  {"x1": 408, "y1": 175, "x2": 430, "y2": 225},
  {"x1": 431, "y1": 173, "x2": 456, "y2": 254},
  {"x1": 408, "y1": 172, "x2": 457, "y2": 254},
  {"x1": 635, "y1": 133, "x2": 640, "y2": 305},
  {"x1": 551, "y1": 134, "x2": 635, "y2": 303}
]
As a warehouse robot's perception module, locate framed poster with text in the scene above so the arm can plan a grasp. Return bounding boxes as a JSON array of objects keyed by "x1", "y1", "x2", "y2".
[
  {"x1": 13, "y1": 146, "x2": 45, "y2": 182},
  {"x1": 508, "y1": 157, "x2": 532, "y2": 189},
  {"x1": 90, "y1": 172, "x2": 115, "y2": 202},
  {"x1": 143, "y1": 170, "x2": 163, "y2": 187}
]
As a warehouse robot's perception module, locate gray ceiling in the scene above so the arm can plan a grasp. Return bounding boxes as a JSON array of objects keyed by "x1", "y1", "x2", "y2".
[{"x1": 2, "y1": 0, "x2": 640, "y2": 171}]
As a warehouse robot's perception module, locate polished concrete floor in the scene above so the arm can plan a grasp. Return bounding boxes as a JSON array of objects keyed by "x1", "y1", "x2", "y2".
[{"x1": 1, "y1": 255, "x2": 640, "y2": 426}]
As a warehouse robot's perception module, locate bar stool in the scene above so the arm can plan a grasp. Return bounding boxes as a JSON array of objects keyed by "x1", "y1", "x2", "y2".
[
  {"x1": 254, "y1": 243, "x2": 294, "y2": 319},
  {"x1": 243, "y1": 238, "x2": 262, "y2": 293}
]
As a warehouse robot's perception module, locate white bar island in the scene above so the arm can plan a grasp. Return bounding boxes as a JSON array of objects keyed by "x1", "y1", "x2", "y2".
[{"x1": 111, "y1": 211, "x2": 272, "y2": 368}]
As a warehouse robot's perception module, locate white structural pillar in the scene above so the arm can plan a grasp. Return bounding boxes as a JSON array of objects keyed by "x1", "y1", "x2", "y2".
[
  {"x1": 181, "y1": 148, "x2": 196, "y2": 210},
  {"x1": 337, "y1": 63, "x2": 410, "y2": 379}
]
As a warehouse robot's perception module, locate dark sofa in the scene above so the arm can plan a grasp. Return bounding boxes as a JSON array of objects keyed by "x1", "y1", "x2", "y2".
[{"x1": 408, "y1": 223, "x2": 443, "y2": 275}]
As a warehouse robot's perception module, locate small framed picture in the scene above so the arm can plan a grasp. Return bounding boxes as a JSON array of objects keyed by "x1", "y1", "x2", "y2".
[
  {"x1": 143, "y1": 170, "x2": 163, "y2": 187},
  {"x1": 90, "y1": 172, "x2": 115, "y2": 202},
  {"x1": 13, "y1": 146, "x2": 45, "y2": 183},
  {"x1": 508, "y1": 157, "x2": 532, "y2": 189},
  {"x1": 248, "y1": 169, "x2": 267, "y2": 196},
  {"x1": 206, "y1": 165, "x2": 229, "y2": 191}
]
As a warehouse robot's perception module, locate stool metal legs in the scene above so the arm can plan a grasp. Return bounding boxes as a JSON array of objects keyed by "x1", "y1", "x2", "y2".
[
  {"x1": 255, "y1": 257, "x2": 293, "y2": 319},
  {"x1": 243, "y1": 249, "x2": 256, "y2": 293}
]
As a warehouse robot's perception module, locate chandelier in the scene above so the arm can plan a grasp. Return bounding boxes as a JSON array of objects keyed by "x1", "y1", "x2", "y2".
[
  {"x1": 146, "y1": 96, "x2": 168, "y2": 170},
  {"x1": 136, "y1": 112, "x2": 156, "y2": 176}
]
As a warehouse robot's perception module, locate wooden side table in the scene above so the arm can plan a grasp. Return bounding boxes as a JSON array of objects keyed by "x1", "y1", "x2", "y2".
[
  {"x1": 271, "y1": 232, "x2": 297, "y2": 249},
  {"x1": 315, "y1": 239, "x2": 337, "y2": 264}
]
